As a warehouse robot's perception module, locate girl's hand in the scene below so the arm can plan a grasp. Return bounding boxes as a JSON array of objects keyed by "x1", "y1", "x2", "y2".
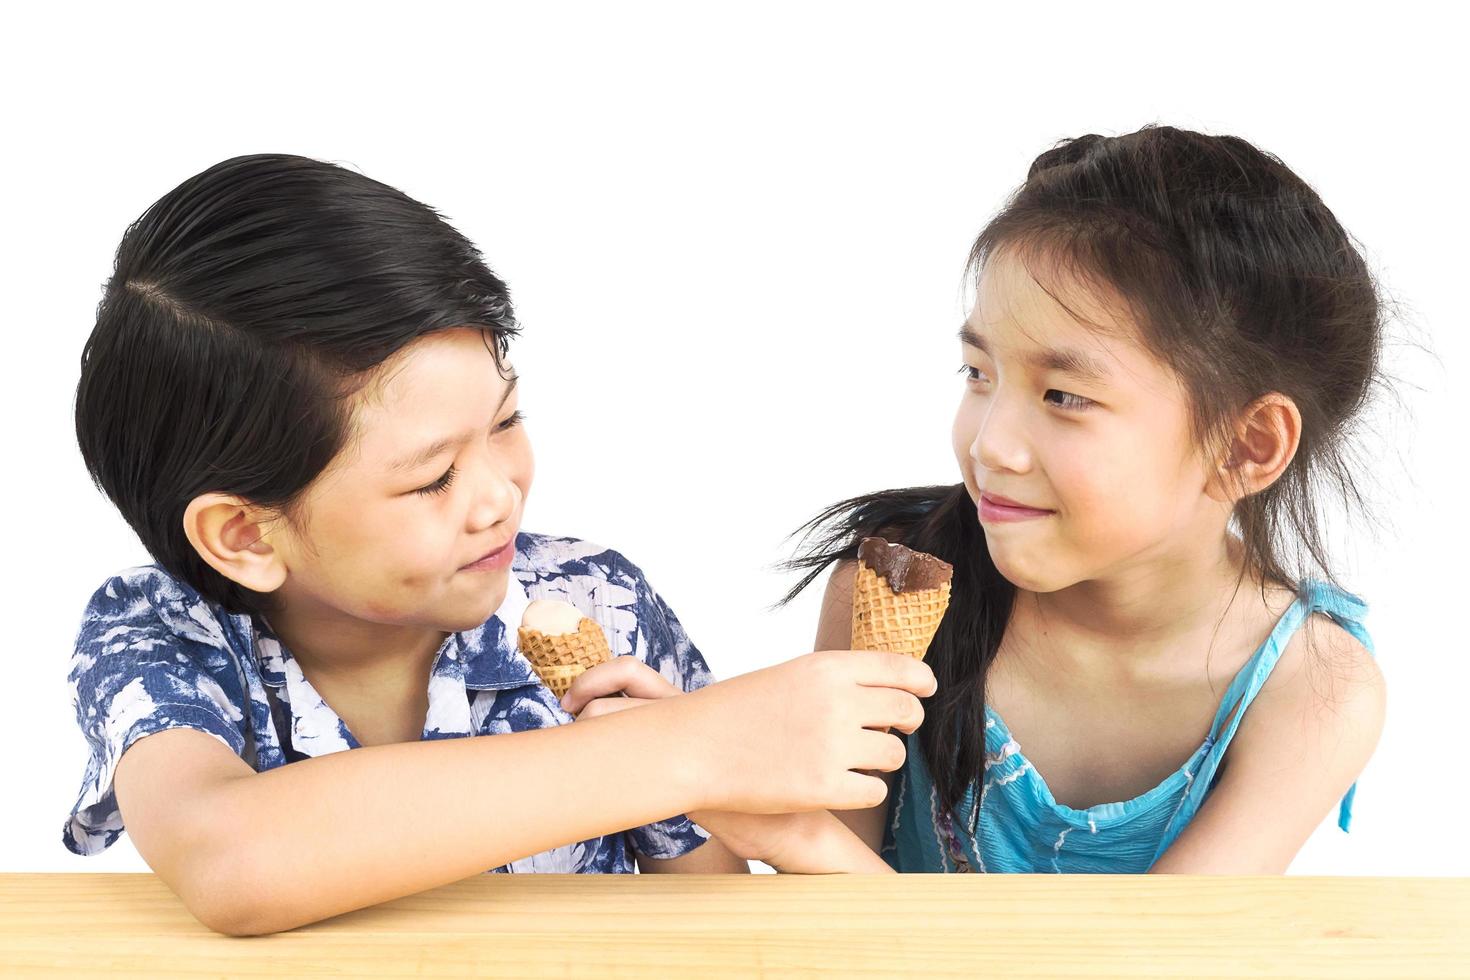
[
  {"x1": 560, "y1": 655, "x2": 678, "y2": 719},
  {"x1": 690, "y1": 809, "x2": 893, "y2": 873}
]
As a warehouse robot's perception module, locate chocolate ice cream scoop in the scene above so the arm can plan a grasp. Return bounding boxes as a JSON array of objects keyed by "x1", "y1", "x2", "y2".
[{"x1": 857, "y1": 537, "x2": 953, "y2": 593}]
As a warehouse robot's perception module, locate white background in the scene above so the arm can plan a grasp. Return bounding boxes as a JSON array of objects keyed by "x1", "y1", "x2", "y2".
[{"x1": 2, "y1": 2, "x2": 1464, "y2": 876}]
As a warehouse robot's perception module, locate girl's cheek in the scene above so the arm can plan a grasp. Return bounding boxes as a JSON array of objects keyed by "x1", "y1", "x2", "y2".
[{"x1": 952, "y1": 400, "x2": 980, "y2": 487}]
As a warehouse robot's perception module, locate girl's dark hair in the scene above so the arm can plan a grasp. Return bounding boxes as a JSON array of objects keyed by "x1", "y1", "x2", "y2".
[
  {"x1": 781, "y1": 124, "x2": 1385, "y2": 825},
  {"x1": 76, "y1": 154, "x2": 519, "y2": 616}
]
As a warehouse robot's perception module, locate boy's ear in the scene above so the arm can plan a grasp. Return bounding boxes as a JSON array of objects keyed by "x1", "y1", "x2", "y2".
[
  {"x1": 182, "y1": 493, "x2": 290, "y2": 593},
  {"x1": 1206, "y1": 393, "x2": 1302, "y2": 504}
]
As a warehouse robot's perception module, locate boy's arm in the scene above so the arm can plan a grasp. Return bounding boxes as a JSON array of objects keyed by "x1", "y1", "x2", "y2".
[
  {"x1": 117, "y1": 712, "x2": 706, "y2": 935},
  {"x1": 117, "y1": 649, "x2": 933, "y2": 934},
  {"x1": 1149, "y1": 617, "x2": 1385, "y2": 873}
]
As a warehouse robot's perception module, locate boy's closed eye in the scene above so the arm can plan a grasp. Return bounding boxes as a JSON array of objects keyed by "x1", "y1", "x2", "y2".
[{"x1": 411, "y1": 410, "x2": 527, "y2": 496}]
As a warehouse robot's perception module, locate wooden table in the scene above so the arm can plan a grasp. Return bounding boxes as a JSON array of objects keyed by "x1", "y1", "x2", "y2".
[{"x1": 2, "y1": 873, "x2": 1467, "y2": 977}]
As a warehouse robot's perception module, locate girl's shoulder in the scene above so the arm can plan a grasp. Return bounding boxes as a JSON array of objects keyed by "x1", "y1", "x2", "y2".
[
  {"x1": 1225, "y1": 585, "x2": 1384, "y2": 777},
  {"x1": 1257, "y1": 580, "x2": 1378, "y2": 700}
]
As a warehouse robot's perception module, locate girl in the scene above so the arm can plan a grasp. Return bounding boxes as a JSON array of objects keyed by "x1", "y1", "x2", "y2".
[
  {"x1": 64, "y1": 154, "x2": 927, "y2": 934},
  {"x1": 586, "y1": 125, "x2": 1388, "y2": 874},
  {"x1": 784, "y1": 125, "x2": 1389, "y2": 873}
]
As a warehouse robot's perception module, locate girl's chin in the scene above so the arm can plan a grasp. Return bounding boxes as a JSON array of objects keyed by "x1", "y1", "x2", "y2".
[{"x1": 986, "y1": 545, "x2": 1067, "y2": 594}]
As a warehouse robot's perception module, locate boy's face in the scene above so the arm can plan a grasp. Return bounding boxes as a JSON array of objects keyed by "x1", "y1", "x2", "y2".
[
  {"x1": 273, "y1": 327, "x2": 533, "y2": 632},
  {"x1": 951, "y1": 248, "x2": 1226, "y2": 593}
]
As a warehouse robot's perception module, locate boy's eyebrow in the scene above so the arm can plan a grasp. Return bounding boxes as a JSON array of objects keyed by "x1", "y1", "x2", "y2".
[
  {"x1": 958, "y1": 325, "x2": 1110, "y2": 383},
  {"x1": 390, "y1": 374, "x2": 519, "y2": 473}
]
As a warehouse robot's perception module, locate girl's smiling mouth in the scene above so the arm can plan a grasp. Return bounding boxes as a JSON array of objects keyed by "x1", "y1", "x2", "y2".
[{"x1": 978, "y1": 492, "x2": 1055, "y2": 524}]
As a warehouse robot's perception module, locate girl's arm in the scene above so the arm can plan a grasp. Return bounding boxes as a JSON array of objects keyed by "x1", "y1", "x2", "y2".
[
  {"x1": 114, "y1": 650, "x2": 933, "y2": 935},
  {"x1": 636, "y1": 810, "x2": 893, "y2": 874},
  {"x1": 1149, "y1": 616, "x2": 1386, "y2": 873}
]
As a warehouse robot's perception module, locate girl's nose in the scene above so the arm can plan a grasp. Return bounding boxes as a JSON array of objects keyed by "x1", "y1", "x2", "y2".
[{"x1": 971, "y1": 396, "x2": 1033, "y2": 475}]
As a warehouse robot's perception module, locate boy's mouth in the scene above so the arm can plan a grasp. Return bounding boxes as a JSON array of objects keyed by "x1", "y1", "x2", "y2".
[
  {"x1": 978, "y1": 491, "x2": 1055, "y2": 524},
  {"x1": 460, "y1": 536, "x2": 517, "y2": 572}
]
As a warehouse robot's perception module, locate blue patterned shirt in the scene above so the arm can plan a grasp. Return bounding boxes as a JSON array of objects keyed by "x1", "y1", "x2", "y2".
[{"x1": 64, "y1": 531, "x2": 716, "y2": 872}]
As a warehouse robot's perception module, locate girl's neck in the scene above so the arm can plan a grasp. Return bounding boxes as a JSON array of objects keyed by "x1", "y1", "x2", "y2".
[{"x1": 1018, "y1": 534, "x2": 1270, "y2": 675}]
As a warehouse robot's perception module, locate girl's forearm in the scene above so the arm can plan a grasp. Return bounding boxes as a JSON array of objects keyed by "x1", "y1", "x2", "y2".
[
  {"x1": 688, "y1": 809, "x2": 894, "y2": 874},
  {"x1": 190, "y1": 704, "x2": 706, "y2": 934}
]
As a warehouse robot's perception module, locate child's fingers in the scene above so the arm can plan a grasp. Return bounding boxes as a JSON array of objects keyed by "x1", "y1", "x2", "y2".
[
  {"x1": 576, "y1": 696, "x2": 655, "y2": 720},
  {"x1": 850, "y1": 728, "x2": 908, "y2": 773},
  {"x1": 856, "y1": 687, "x2": 926, "y2": 734},
  {"x1": 559, "y1": 655, "x2": 680, "y2": 714},
  {"x1": 828, "y1": 769, "x2": 894, "y2": 811},
  {"x1": 839, "y1": 650, "x2": 938, "y2": 698}
]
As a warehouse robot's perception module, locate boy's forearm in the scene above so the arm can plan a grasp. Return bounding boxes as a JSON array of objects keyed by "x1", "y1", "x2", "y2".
[{"x1": 185, "y1": 703, "x2": 708, "y2": 934}]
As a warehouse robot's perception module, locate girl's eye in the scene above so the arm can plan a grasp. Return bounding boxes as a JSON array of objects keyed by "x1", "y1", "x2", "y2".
[
  {"x1": 496, "y1": 410, "x2": 526, "y2": 432},
  {"x1": 957, "y1": 364, "x2": 991, "y2": 385},
  {"x1": 1044, "y1": 389, "x2": 1094, "y2": 411},
  {"x1": 415, "y1": 465, "x2": 456, "y2": 497}
]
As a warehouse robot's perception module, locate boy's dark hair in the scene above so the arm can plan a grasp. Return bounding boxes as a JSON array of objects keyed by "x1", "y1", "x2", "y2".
[
  {"x1": 781, "y1": 125, "x2": 1385, "y2": 831},
  {"x1": 76, "y1": 154, "x2": 518, "y2": 616}
]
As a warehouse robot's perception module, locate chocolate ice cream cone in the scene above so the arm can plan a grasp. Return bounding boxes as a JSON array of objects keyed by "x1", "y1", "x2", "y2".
[{"x1": 850, "y1": 537, "x2": 953, "y2": 660}]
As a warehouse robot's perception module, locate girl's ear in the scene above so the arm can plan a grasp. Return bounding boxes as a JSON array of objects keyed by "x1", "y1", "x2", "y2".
[
  {"x1": 1206, "y1": 393, "x2": 1303, "y2": 504},
  {"x1": 182, "y1": 493, "x2": 290, "y2": 593}
]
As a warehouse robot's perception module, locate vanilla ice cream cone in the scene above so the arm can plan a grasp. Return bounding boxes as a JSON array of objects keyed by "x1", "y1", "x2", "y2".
[{"x1": 518, "y1": 600, "x2": 613, "y2": 698}]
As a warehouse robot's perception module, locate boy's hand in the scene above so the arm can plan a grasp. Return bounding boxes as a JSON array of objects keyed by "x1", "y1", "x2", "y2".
[
  {"x1": 564, "y1": 654, "x2": 911, "y2": 872},
  {"x1": 560, "y1": 656, "x2": 677, "y2": 719}
]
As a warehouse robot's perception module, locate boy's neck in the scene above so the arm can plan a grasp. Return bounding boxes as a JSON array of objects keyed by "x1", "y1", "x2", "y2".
[{"x1": 262, "y1": 598, "x2": 448, "y2": 692}]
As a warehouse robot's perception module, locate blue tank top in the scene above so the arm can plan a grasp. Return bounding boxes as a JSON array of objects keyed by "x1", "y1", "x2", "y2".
[{"x1": 883, "y1": 579, "x2": 1373, "y2": 873}]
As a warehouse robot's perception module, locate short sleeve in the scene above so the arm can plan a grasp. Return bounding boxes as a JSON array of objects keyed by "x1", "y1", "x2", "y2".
[
  {"x1": 64, "y1": 570, "x2": 251, "y2": 856},
  {"x1": 612, "y1": 553, "x2": 717, "y2": 859}
]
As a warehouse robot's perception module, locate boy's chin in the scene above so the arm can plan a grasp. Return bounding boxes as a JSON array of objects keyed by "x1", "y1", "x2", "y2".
[{"x1": 438, "y1": 578, "x2": 511, "y2": 631}]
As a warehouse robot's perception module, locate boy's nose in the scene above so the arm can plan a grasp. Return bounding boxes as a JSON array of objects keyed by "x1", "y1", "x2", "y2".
[{"x1": 466, "y1": 461, "x2": 519, "y2": 531}]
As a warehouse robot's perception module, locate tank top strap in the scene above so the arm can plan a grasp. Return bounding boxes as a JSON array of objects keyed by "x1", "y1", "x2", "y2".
[
  {"x1": 1151, "y1": 580, "x2": 1373, "y2": 864},
  {"x1": 1205, "y1": 579, "x2": 1371, "y2": 746}
]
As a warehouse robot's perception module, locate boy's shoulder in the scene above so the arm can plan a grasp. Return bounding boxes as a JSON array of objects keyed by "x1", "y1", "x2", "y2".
[
  {"x1": 511, "y1": 530, "x2": 710, "y2": 684},
  {"x1": 512, "y1": 530, "x2": 652, "y2": 593},
  {"x1": 76, "y1": 564, "x2": 249, "y2": 673}
]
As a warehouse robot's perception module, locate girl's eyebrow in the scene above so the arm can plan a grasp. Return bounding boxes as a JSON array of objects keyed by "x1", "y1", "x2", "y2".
[
  {"x1": 959, "y1": 325, "x2": 1110, "y2": 384},
  {"x1": 389, "y1": 374, "x2": 520, "y2": 473}
]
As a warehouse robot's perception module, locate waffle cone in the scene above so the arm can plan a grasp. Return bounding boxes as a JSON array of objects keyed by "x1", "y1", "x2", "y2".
[
  {"x1": 850, "y1": 562, "x2": 951, "y2": 660},
  {"x1": 517, "y1": 617, "x2": 613, "y2": 698}
]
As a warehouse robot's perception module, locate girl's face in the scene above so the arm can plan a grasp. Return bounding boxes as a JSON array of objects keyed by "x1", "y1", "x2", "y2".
[
  {"x1": 272, "y1": 327, "x2": 533, "y2": 632},
  {"x1": 952, "y1": 249, "x2": 1226, "y2": 593}
]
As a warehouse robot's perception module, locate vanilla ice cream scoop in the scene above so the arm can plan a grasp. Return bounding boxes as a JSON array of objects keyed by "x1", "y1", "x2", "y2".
[
  {"x1": 520, "y1": 598, "x2": 587, "y2": 636},
  {"x1": 518, "y1": 600, "x2": 613, "y2": 699}
]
